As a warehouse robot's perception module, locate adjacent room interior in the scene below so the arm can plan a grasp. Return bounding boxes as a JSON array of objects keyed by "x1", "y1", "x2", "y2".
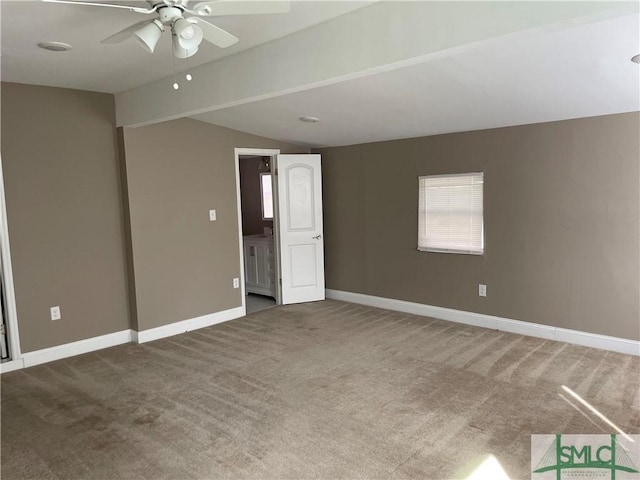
[
  {"x1": 1, "y1": 1, "x2": 639, "y2": 478},
  {"x1": 238, "y1": 154, "x2": 278, "y2": 314}
]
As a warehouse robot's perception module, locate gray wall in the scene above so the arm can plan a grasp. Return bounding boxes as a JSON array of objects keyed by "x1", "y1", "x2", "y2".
[
  {"x1": 1, "y1": 83, "x2": 130, "y2": 353},
  {"x1": 121, "y1": 119, "x2": 306, "y2": 331},
  {"x1": 1, "y1": 82, "x2": 307, "y2": 351},
  {"x1": 240, "y1": 156, "x2": 273, "y2": 236},
  {"x1": 3, "y1": 80, "x2": 637, "y2": 351},
  {"x1": 317, "y1": 113, "x2": 640, "y2": 341}
]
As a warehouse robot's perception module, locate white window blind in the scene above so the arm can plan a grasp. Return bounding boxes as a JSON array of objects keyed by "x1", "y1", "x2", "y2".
[{"x1": 418, "y1": 172, "x2": 484, "y2": 255}]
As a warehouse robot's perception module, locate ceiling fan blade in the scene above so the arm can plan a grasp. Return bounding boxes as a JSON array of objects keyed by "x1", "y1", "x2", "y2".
[
  {"x1": 189, "y1": 0, "x2": 290, "y2": 17},
  {"x1": 101, "y1": 19, "x2": 151, "y2": 44},
  {"x1": 189, "y1": 18, "x2": 239, "y2": 48},
  {"x1": 41, "y1": 0, "x2": 157, "y2": 14}
]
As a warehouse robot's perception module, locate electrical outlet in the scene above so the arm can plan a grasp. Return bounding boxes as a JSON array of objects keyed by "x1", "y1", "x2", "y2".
[
  {"x1": 209, "y1": 209, "x2": 216, "y2": 221},
  {"x1": 478, "y1": 284, "x2": 487, "y2": 297},
  {"x1": 233, "y1": 277, "x2": 240, "y2": 289},
  {"x1": 50, "y1": 306, "x2": 61, "y2": 321}
]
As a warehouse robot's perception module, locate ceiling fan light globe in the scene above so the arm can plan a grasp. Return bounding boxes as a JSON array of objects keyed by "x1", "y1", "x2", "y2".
[
  {"x1": 133, "y1": 20, "x2": 163, "y2": 53},
  {"x1": 181, "y1": 26, "x2": 195, "y2": 40},
  {"x1": 172, "y1": 35, "x2": 198, "y2": 58},
  {"x1": 173, "y1": 18, "x2": 203, "y2": 50}
]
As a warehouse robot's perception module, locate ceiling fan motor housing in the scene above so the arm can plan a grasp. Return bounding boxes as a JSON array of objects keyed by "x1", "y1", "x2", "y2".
[
  {"x1": 149, "y1": 0, "x2": 187, "y2": 9},
  {"x1": 157, "y1": 6, "x2": 184, "y2": 25},
  {"x1": 149, "y1": 0, "x2": 210, "y2": 16}
]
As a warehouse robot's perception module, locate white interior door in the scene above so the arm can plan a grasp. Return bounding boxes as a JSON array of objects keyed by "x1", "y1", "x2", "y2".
[{"x1": 276, "y1": 154, "x2": 325, "y2": 304}]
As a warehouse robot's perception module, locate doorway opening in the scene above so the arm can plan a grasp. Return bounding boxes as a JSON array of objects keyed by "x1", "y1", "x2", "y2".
[
  {"x1": 235, "y1": 149, "x2": 281, "y2": 315},
  {"x1": 0, "y1": 154, "x2": 21, "y2": 370}
]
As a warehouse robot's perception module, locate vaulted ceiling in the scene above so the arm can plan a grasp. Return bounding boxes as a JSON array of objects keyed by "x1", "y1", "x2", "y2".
[{"x1": 2, "y1": 1, "x2": 639, "y2": 147}]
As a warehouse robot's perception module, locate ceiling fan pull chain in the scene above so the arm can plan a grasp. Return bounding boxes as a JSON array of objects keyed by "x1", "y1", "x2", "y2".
[
  {"x1": 171, "y1": 44, "x2": 179, "y2": 90},
  {"x1": 185, "y1": 53, "x2": 192, "y2": 82}
]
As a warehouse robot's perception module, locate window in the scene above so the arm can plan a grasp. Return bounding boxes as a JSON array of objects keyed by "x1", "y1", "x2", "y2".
[
  {"x1": 260, "y1": 173, "x2": 274, "y2": 220},
  {"x1": 418, "y1": 172, "x2": 484, "y2": 255}
]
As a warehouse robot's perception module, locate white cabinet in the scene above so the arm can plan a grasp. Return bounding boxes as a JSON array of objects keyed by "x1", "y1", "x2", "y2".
[{"x1": 244, "y1": 235, "x2": 276, "y2": 298}]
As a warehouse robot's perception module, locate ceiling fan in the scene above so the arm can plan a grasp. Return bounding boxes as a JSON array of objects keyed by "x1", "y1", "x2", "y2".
[{"x1": 41, "y1": 0, "x2": 291, "y2": 58}]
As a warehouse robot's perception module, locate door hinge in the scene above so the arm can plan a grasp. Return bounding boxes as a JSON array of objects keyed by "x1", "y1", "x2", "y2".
[
  {"x1": 279, "y1": 278, "x2": 282, "y2": 285},
  {"x1": 0, "y1": 324, "x2": 5, "y2": 335}
]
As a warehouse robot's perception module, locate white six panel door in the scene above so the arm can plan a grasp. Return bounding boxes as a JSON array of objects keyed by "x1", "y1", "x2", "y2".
[{"x1": 276, "y1": 154, "x2": 325, "y2": 304}]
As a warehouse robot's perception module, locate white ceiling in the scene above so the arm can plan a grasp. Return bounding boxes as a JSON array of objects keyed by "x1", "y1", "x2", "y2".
[
  {"x1": 0, "y1": 0, "x2": 371, "y2": 93},
  {"x1": 2, "y1": 1, "x2": 639, "y2": 147},
  {"x1": 193, "y1": 12, "x2": 640, "y2": 147}
]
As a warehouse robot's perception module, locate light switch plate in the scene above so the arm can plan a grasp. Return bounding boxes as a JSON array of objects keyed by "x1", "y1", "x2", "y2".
[
  {"x1": 233, "y1": 278, "x2": 240, "y2": 289},
  {"x1": 209, "y1": 209, "x2": 217, "y2": 221},
  {"x1": 478, "y1": 284, "x2": 487, "y2": 297},
  {"x1": 50, "y1": 306, "x2": 61, "y2": 321}
]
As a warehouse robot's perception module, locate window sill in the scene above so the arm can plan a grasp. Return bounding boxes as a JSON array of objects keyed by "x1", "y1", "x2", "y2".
[{"x1": 417, "y1": 247, "x2": 483, "y2": 256}]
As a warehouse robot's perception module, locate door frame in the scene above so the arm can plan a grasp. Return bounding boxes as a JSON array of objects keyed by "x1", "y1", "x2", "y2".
[
  {"x1": 234, "y1": 148, "x2": 282, "y2": 313},
  {"x1": 0, "y1": 155, "x2": 22, "y2": 370}
]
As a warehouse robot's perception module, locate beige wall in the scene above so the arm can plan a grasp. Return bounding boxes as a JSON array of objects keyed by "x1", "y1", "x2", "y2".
[
  {"x1": 122, "y1": 119, "x2": 306, "y2": 331},
  {"x1": 3, "y1": 81, "x2": 636, "y2": 352},
  {"x1": 1, "y1": 83, "x2": 130, "y2": 352},
  {"x1": 317, "y1": 113, "x2": 640, "y2": 341},
  {"x1": 240, "y1": 156, "x2": 273, "y2": 236}
]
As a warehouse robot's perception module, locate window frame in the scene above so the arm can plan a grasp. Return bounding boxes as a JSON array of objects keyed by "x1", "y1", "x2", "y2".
[{"x1": 417, "y1": 172, "x2": 484, "y2": 256}]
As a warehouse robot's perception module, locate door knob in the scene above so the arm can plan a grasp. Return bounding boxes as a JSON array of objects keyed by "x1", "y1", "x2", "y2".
[{"x1": 313, "y1": 234, "x2": 322, "y2": 240}]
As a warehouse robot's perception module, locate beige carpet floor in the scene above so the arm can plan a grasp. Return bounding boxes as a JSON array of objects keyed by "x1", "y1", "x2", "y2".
[{"x1": 1, "y1": 300, "x2": 638, "y2": 479}]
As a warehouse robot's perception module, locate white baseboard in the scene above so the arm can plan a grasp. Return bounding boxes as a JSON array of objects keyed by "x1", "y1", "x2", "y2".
[
  {"x1": 325, "y1": 289, "x2": 640, "y2": 356},
  {"x1": 2, "y1": 306, "x2": 247, "y2": 373},
  {"x1": 135, "y1": 306, "x2": 245, "y2": 344},
  {"x1": 19, "y1": 329, "x2": 134, "y2": 369},
  {"x1": 0, "y1": 359, "x2": 25, "y2": 374}
]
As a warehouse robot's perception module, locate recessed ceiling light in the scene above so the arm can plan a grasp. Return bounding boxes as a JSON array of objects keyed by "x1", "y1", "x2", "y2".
[
  {"x1": 38, "y1": 42, "x2": 71, "y2": 52},
  {"x1": 632, "y1": 54, "x2": 640, "y2": 64},
  {"x1": 38, "y1": 41, "x2": 72, "y2": 52},
  {"x1": 299, "y1": 116, "x2": 320, "y2": 123}
]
